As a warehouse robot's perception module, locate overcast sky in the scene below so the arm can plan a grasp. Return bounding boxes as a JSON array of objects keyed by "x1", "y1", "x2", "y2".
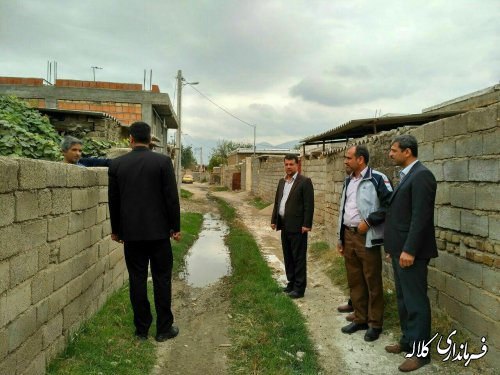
[{"x1": 1, "y1": 0, "x2": 499, "y2": 154}]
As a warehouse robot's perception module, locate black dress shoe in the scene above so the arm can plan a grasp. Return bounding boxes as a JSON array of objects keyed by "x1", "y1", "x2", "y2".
[
  {"x1": 364, "y1": 327, "x2": 382, "y2": 342},
  {"x1": 288, "y1": 291, "x2": 304, "y2": 299},
  {"x1": 341, "y1": 322, "x2": 368, "y2": 334},
  {"x1": 282, "y1": 286, "x2": 292, "y2": 293},
  {"x1": 155, "y1": 325, "x2": 179, "y2": 342},
  {"x1": 135, "y1": 331, "x2": 148, "y2": 340},
  {"x1": 337, "y1": 303, "x2": 354, "y2": 313}
]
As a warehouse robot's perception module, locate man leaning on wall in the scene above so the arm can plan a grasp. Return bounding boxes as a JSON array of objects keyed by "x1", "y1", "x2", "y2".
[{"x1": 61, "y1": 135, "x2": 111, "y2": 167}]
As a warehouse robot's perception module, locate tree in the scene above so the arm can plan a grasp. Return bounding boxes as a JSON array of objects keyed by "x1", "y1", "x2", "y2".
[
  {"x1": 207, "y1": 139, "x2": 252, "y2": 171},
  {"x1": 181, "y1": 144, "x2": 197, "y2": 169}
]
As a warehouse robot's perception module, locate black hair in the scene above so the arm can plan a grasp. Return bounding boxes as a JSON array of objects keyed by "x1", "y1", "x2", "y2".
[
  {"x1": 284, "y1": 154, "x2": 299, "y2": 163},
  {"x1": 130, "y1": 121, "x2": 151, "y2": 144},
  {"x1": 354, "y1": 145, "x2": 370, "y2": 165},
  {"x1": 392, "y1": 134, "x2": 418, "y2": 157}
]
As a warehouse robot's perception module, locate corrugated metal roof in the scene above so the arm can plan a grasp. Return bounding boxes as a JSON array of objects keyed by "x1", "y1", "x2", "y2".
[{"x1": 301, "y1": 111, "x2": 466, "y2": 144}]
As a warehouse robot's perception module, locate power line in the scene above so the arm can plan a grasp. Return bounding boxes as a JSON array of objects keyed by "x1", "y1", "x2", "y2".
[{"x1": 186, "y1": 85, "x2": 256, "y2": 129}]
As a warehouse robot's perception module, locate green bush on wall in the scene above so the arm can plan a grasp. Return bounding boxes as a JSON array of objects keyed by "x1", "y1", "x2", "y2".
[
  {"x1": 0, "y1": 95, "x2": 61, "y2": 160},
  {"x1": 0, "y1": 95, "x2": 129, "y2": 160}
]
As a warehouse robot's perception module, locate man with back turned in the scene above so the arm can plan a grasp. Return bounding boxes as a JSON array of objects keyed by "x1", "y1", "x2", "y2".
[{"x1": 108, "y1": 121, "x2": 181, "y2": 342}]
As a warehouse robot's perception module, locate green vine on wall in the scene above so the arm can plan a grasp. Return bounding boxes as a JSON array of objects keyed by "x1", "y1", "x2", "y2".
[
  {"x1": 0, "y1": 95, "x2": 61, "y2": 160},
  {"x1": 0, "y1": 95, "x2": 129, "y2": 160}
]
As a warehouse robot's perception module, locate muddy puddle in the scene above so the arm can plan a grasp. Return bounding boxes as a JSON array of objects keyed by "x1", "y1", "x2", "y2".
[{"x1": 180, "y1": 212, "x2": 232, "y2": 287}]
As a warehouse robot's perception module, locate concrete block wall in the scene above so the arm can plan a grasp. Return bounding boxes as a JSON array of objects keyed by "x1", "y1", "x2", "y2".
[
  {"x1": 0, "y1": 157, "x2": 127, "y2": 375},
  {"x1": 301, "y1": 157, "x2": 327, "y2": 225},
  {"x1": 251, "y1": 156, "x2": 285, "y2": 203},
  {"x1": 220, "y1": 164, "x2": 241, "y2": 190},
  {"x1": 240, "y1": 159, "x2": 247, "y2": 191},
  {"x1": 248, "y1": 102, "x2": 499, "y2": 368}
]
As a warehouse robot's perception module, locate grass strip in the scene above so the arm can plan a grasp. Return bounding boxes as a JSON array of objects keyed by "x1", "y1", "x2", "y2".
[
  {"x1": 248, "y1": 196, "x2": 272, "y2": 210},
  {"x1": 211, "y1": 186, "x2": 229, "y2": 192},
  {"x1": 215, "y1": 197, "x2": 322, "y2": 374},
  {"x1": 180, "y1": 188, "x2": 193, "y2": 199},
  {"x1": 47, "y1": 212, "x2": 203, "y2": 375}
]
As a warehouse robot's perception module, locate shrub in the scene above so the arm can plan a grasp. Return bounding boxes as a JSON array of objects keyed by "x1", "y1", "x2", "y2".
[{"x1": 0, "y1": 95, "x2": 61, "y2": 160}]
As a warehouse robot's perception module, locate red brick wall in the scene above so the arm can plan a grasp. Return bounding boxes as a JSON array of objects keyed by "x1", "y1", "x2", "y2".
[
  {"x1": 0, "y1": 77, "x2": 43, "y2": 86},
  {"x1": 57, "y1": 100, "x2": 142, "y2": 125},
  {"x1": 55, "y1": 79, "x2": 142, "y2": 91},
  {"x1": 24, "y1": 98, "x2": 46, "y2": 108}
]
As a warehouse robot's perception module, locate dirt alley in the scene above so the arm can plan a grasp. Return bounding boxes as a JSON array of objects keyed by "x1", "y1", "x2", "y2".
[{"x1": 152, "y1": 182, "x2": 492, "y2": 375}]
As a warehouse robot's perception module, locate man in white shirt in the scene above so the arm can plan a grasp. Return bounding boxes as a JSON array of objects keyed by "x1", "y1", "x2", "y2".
[{"x1": 271, "y1": 154, "x2": 314, "y2": 299}]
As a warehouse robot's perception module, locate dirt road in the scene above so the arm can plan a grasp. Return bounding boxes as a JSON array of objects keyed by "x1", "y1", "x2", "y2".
[{"x1": 153, "y1": 183, "x2": 491, "y2": 375}]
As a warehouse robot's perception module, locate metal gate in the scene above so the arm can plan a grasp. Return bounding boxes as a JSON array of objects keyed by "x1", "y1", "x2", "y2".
[{"x1": 232, "y1": 172, "x2": 241, "y2": 190}]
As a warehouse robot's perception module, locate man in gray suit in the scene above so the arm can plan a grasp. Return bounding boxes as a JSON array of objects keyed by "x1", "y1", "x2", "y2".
[
  {"x1": 384, "y1": 134, "x2": 438, "y2": 372},
  {"x1": 271, "y1": 154, "x2": 314, "y2": 299}
]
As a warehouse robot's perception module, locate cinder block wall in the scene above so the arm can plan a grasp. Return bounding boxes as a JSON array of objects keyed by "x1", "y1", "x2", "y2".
[
  {"x1": 301, "y1": 157, "x2": 327, "y2": 225},
  {"x1": 251, "y1": 156, "x2": 284, "y2": 203},
  {"x1": 240, "y1": 159, "x2": 247, "y2": 190},
  {"x1": 0, "y1": 157, "x2": 127, "y2": 375},
  {"x1": 249, "y1": 103, "x2": 500, "y2": 368}
]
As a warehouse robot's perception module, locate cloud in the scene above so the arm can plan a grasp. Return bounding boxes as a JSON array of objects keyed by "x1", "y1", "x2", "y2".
[{"x1": 0, "y1": 0, "x2": 498, "y2": 152}]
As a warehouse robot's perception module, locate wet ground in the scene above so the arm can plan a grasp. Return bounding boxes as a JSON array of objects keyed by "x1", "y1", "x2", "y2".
[
  {"x1": 152, "y1": 183, "x2": 495, "y2": 375},
  {"x1": 152, "y1": 184, "x2": 231, "y2": 375},
  {"x1": 181, "y1": 212, "x2": 231, "y2": 288}
]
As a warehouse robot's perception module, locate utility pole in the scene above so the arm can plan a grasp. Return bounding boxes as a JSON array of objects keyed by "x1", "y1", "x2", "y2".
[
  {"x1": 194, "y1": 147, "x2": 203, "y2": 167},
  {"x1": 175, "y1": 70, "x2": 199, "y2": 195},
  {"x1": 91, "y1": 66, "x2": 102, "y2": 82},
  {"x1": 175, "y1": 70, "x2": 183, "y2": 197},
  {"x1": 253, "y1": 125, "x2": 256, "y2": 155}
]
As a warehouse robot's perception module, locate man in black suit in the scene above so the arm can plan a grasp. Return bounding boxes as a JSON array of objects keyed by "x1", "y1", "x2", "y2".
[
  {"x1": 108, "y1": 122, "x2": 181, "y2": 342},
  {"x1": 271, "y1": 154, "x2": 314, "y2": 299},
  {"x1": 384, "y1": 134, "x2": 438, "y2": 372}
]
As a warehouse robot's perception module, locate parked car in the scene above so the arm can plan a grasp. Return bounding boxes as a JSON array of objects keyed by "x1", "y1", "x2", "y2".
[{"x1": 182, "y1": 174, "x2": 194, "y2": 184}]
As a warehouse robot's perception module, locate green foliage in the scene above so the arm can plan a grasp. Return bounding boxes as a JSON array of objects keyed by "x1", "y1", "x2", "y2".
[
  {"x1": 214, "y1": 197, "x2": 321, "y2": 374},
  {"x1": 181, "y1": 144, "x2": 197, "y2": 169},
  {"x1": 248, "y1": 196, "x2": 272, "y2": 210},
  {"x1": 0, "y1": 95, "x2": 61, "y2": 160},
  {"x1": 180, "y1": 188, "x2": 193, "y2": 199},
  {"x1": 207, "y1": 139, "x2": 251, "y2": 171},
  {"x1": 81, "y1": 137, "x2": 128, "y2": 157}
]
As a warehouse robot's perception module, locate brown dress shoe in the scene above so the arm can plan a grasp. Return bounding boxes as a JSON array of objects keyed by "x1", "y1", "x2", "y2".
[
  {"x1": 346, "y1": 312, "x2": 355, "y2": 321},
  {"x1": 398, "y1": 357, "x2": 430, "y2": 372},
  {"x1": 385, "y1": 343, "x2": 411, "y2": 354},
  {"x1": 337, "y1": 303, "x2": 354, "y2": 313}
]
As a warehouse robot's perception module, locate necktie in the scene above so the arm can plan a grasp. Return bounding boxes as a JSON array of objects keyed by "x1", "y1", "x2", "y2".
[{"x1": 399, "y1": 171, "x2": 405, "y2": 183}]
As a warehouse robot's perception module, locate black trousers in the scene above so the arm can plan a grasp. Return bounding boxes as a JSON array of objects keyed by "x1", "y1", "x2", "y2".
[
  {"x1": 392, "y1": 256, "x2": 431, "y2": 349},
  {"x1": 281, "y1": 230, "x2": 308, "y2": 294},
  {"x1": 124, "y1": 238, "x2": 173, "y2": 335}
]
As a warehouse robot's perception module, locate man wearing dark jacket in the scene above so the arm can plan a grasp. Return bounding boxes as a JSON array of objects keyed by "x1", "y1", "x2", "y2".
[
  {"x1": 384, "y1": 134, "x2": 437, "y2": 372},
  {"x1": 108, "y1": 122, "x2": 181, "y2": 342},
  {"x1": 271, "y1": 154, "x2": 314, "y2": 299}
]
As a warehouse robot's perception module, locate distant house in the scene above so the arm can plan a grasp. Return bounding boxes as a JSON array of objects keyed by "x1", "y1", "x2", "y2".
[
  {"x1": 221, "y1": 148, "x2": 298, "y2": 190},
  {"x1": 0, "y1": 76, "x2": 178, "y2": 154}
]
